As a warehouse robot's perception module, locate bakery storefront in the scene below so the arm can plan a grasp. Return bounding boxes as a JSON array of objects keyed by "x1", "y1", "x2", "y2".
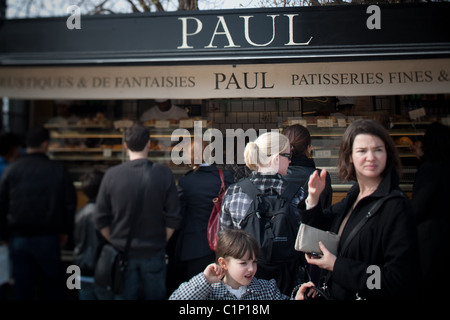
[{"x1": 1, "y1": 2, "x2": 449, "y2": 206}]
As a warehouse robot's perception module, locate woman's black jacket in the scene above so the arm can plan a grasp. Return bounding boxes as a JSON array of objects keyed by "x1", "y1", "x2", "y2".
[{"x1": 299, "y1": 167, "x2": 419, "y2": 300}]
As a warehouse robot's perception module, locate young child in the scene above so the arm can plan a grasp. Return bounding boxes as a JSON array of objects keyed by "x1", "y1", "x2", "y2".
[
  {"x1": 169, "y1": 229, "x2": 314, "y2": 300},
  {"x1": 73, "y1": 170, "x2": 104, "y2": 300}
]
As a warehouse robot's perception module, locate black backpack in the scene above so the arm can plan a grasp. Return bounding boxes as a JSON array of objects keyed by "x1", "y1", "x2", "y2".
[{"x1": 237, "y1": 178, "x2": 305, "y2": 295}]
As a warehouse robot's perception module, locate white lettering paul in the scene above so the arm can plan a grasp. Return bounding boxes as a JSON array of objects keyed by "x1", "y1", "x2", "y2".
[
  {"x1": 178, "y1": 17, "x2": 203, "y2": 49},
  {"x1": 178, "y1": 14, "x2": 312, "y2": 49},
  {"x1": 240, "y1": 15, "x2": 279, "y2": 47},
  {"x1": 206, "y1": 16, "x2": 240, "y2": 48},
  {"x1": 284, "y1": 14, "x2": 313, "y2": 46}
]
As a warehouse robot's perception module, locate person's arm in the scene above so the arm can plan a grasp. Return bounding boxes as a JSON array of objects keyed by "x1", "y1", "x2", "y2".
[
  {"x1": 0, "y1": 173, "x2": 10, "y2": 242},
  {"x1": 162, "y1": 170, "x2": 182, "y2": 231},
  {"x1": 62, "y1": 167, "x2": 77, "y2": 246},
  {"x1": 294, "y1": 281, "x2": 317, "y2": 300},
  {"x1": 166, "y1": 227, "x2": 175, "y2": 242},
  {"x1": 305, "y1": 169, "x2": 328, "y2": 209},
  {"x1": 305, "y1": 241, "x2": 336, "y2": 272},
  {"x1": 319, "y1": 171, "x2": 334, "y2": 209},
  {"x1": 411, "y1": 163, "x2": 438, "y2": 224},
  {"x1": 99, "y1": 226, "x2": 111, "y2": 242},
  {"x1": 219, "y1": 190, "x2": 234, "y2": 230},
  {"x1": 94, "y1": 173, "x2": 113, "y2": 235},
  {"x1": 299, "y1": 169, "x2": 346, "y2": 230}
]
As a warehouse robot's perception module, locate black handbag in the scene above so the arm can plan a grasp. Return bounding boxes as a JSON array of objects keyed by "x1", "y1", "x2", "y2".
[
  {"x1": 94, "y1": 162, "x2": 152, "y2": 294},
  {"x1": 94, "y1": 242, "x2": 126, "y2": 293}
]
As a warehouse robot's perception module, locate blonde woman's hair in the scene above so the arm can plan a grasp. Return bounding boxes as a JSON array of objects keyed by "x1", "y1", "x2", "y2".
[{"x1": 244, "y1": 131, "x2": 290, "y2": 171}]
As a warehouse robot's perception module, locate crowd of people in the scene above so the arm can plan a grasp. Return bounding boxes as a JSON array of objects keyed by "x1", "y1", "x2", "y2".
[{"x1": 0, "y1": 117, "x2": 449, "y2": 300}]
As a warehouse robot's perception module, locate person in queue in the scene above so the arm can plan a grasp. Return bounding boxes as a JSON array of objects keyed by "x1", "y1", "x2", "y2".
[
  {"x1": 411, "y1": 121, "x2": 450, "y2": 299},
  {"x1": 282, "y1": 124, "x2": 333, "y2": 285},
  {"x1": 0, "y1": 126, "x2": 77, "y2": 300},
  {"x1": 73, "y1": 170, "x2": 104, "y2": 300},
  {"x1": 95, "y1": 124, "x2": 182, "y2": 300},
  {"x1": 169, "y1": 229, "x2": 315, "y2": 300},
  {"x1": 282, "y1": 124, "x2": 333, "y2": 211},
  {"x1": 167, "y1": 138, "x2": 233, "y2": 294},
  {"x1": 219, "y1": 131, "x2": 305, "y2": 295},
  {"x1": 299, "y1": 119, "x2": 419, "y2": 300}
]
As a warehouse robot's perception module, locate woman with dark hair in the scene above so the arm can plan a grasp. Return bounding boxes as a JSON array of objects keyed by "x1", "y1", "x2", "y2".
[
  {"x1": 411, "y1": 122, "x2": 450, "y2": 298},
  {"x1": 282, "y1": 124, "x2": 333, "y2": 286},
  {"x1": 299, "y1": 119, "x2": 418, "y2": 300},
  {"x1": 282, "y1": 124, "x2": 333, "y2": 210},
  {"x1": 169, "y1": 138, "x2": 234, "y2": 293}
]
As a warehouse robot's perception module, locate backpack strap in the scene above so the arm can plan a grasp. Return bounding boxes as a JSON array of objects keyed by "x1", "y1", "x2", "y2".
[
  {"x1": 217, "y1": 168, "x2": 226, "y2": 194},
  {"x1": 237, "y1": 178, "x2": 260, "y2": 212},
  {"x1": 280, "y1": 182, "x2": 302, "y2": 204},
  {"x1": 339, "y1": 190, "x2": 406, "y2": 256},
  {"x1": 238, "y1": 178, "x2": 301, "y2": 206},
  {"x1": 238, "y1": 178, "x2": 303, "y2": 220},
  {"x1": 237, "y1": 178, "x2": 259, "y2": 198}
]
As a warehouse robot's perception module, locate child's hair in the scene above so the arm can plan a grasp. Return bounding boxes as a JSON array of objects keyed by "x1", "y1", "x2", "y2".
[
  {"x1": 215, "y1": 229, "x2": 259, "y2": 263},
  {"x1": 80, "y1": 170, "x2": 104, "y2": 201}
]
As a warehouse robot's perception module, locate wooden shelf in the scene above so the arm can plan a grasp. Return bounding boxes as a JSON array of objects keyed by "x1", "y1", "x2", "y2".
[{"x1": 50, "y1": 132, "x2": 123, "y2": 139}]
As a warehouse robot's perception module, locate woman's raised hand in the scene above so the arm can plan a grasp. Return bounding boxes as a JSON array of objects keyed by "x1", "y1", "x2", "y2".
[{"x1": 306, "y1": 169, "x2": 328, "y2": 207}]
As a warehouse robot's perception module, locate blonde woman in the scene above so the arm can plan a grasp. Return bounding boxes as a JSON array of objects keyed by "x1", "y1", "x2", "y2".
[{"x1": 219, "y1": 131, "x2": 305, "y2": 295}]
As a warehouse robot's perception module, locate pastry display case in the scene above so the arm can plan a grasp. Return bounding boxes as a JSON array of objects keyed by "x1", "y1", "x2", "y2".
[
  {"x1": 40, "y1": 95, "x2": 448, "y2": 198},
  {"x1": 45, "y1": 113, "x2": 210, "y2": 183}
]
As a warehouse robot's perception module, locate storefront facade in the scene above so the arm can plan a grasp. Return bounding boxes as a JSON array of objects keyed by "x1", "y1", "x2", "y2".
[{"x1": 1, "y1": 3, "x2": 449, "y2": 204}]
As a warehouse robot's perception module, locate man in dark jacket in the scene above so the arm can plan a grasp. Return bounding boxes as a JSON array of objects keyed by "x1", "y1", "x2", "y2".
[
  {"x1": 0, "y1": 126, "x2": 77, "y2": 300},
  {"x1": 411, "y1": 122, "x2": 450, "y2": 299},
  {"x1": 95, "y1": 124, "x2": 182, "y2": 300}
]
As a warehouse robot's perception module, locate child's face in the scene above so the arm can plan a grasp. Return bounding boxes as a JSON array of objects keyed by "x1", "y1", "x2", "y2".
[{"x1": 219, "y1": 252, "x2": 257, "y2": 289}]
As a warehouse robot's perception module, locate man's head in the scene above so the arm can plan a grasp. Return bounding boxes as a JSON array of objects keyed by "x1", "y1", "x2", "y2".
[
  {"x1": 124, "y1": 124, "x2": 150, "y2": 152},
  {"x1": 154, "y1": 99, "x2": 171, "y2": 112},
  {"x1": 25, "y1": 126, "x2": 50, "y2": 153},
  {"x1": 0, "y1": 132, "x2": 21, "y2": 159}
]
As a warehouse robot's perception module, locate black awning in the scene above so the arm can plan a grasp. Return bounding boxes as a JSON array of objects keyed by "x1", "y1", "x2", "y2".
[{"x1": 1, "y1": 3, "x2": 449, "y2": 66}]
